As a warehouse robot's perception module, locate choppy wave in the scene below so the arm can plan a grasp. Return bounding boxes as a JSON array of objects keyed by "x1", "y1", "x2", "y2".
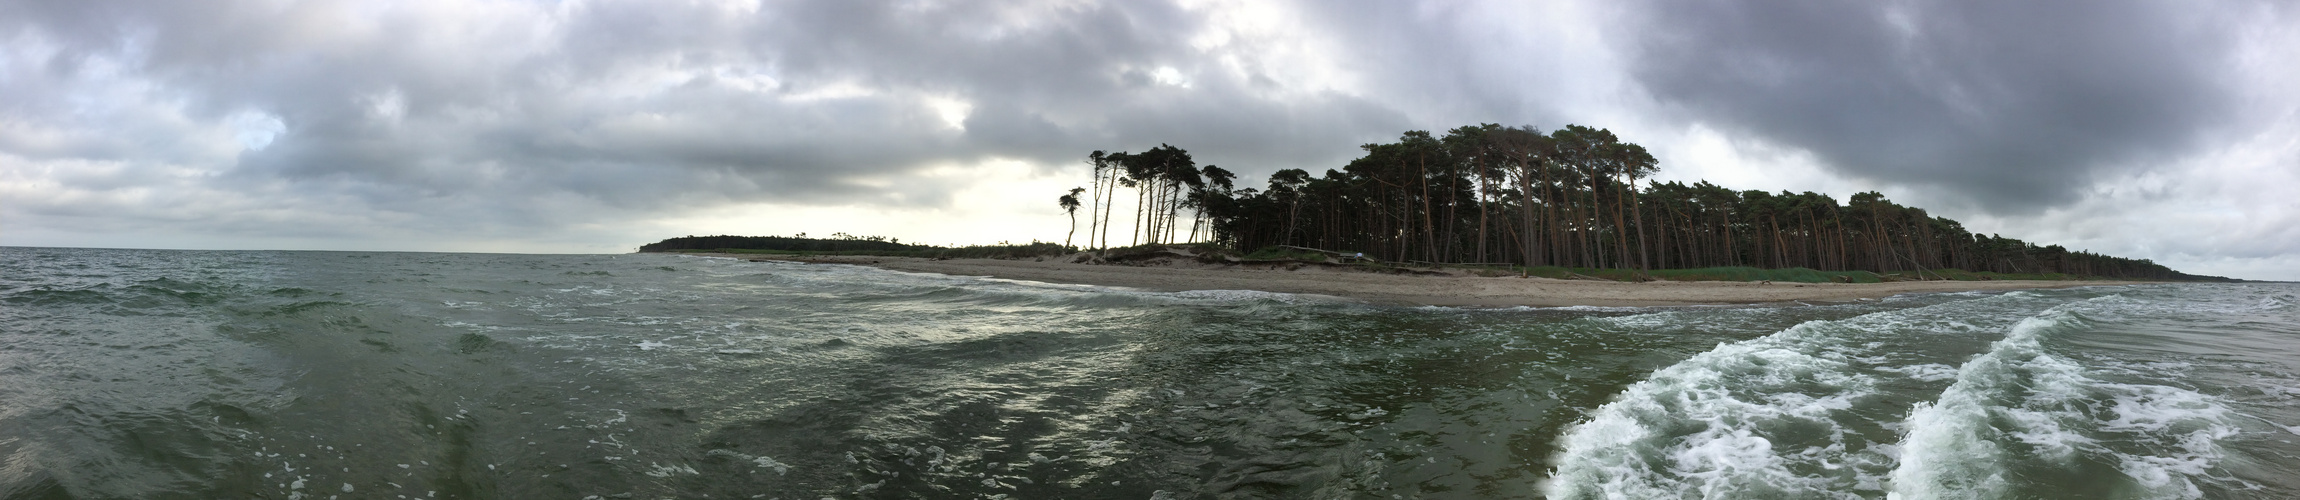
[
  {"x1": 1543, "y1": 311, "x2": 1920, "y2": 498},
  {"x1": 1547, "y1": 285, "x2": 2298, "y2": 500},
  {"x1": 1543, "y1": 290, "x2": 2106, "y2": 499},
  {"x1": 1891, "y1": 302, "x2": 2243, "y2": 500},
  {"x1": 4, "y1": 249, "x2": 2297, "y2": 498}
]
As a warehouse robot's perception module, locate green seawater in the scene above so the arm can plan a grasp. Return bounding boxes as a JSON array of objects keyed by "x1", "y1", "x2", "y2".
[{"x1": 1, "y1": 247, "x2": 2295, "y2": 499}]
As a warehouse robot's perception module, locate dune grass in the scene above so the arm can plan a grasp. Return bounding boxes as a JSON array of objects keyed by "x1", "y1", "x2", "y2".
[
  {"x1": 1241, "y1": 246, "x2": 1340, "y2": 262},
  {"x1": 1485, "y1": 265, "x2": 2103, "y2": 283},
  {"x1": 1409, "y1": 263, "x2": 2110, "y2": 283}
]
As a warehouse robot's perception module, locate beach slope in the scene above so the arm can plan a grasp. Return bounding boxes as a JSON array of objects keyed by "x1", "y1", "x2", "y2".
[{"x1": 693, "y1": 253, "x2": 2145, "y2": 307}]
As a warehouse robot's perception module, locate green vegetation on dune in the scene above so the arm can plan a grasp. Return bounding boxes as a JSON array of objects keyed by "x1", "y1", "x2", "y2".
[
  {"x1": 1367, "y1": 263, "x2": 2105, "y2": 283},
  {"x1": 1500, "y1": 266, "x2": 1886, "y2": 283},
  {"x1": 1615, "y1": 266, "x2": 2096, "y2": 283},
  {"x1": 1240, "y1": 246, "x2": 1341, "y2": 262}
]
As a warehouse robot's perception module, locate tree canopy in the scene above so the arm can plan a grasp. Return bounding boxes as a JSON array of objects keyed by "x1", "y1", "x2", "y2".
[{"x1": 1072, "y1": 123, "x2": 2203, "y2": 280}]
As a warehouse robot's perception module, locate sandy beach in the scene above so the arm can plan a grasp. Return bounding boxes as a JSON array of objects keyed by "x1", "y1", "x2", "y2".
[{"x1": 690, "y1": 252, "x2": 2149, "y2": 307}]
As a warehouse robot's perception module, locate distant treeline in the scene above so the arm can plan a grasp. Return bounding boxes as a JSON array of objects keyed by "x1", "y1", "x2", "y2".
[
  {"x1": 638, "y1": 233, "x2": 923, "y2": 253},
  {"x1": 637, "y1": 234, "x2": 1077, "y2": 260},
  {"x1": 1067, "y1": 123, "x2": 2225, "y2": 281}
]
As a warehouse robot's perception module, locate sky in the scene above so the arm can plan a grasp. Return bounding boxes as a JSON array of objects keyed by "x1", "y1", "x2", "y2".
[{"x1": 1, "y1": 0, "x2": 2295, "y2": 280}]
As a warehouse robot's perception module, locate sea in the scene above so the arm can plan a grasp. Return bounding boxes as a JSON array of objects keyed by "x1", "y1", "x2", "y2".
[{"x1": 2, "y1": 247, "x2": 2296, "y2": 499}]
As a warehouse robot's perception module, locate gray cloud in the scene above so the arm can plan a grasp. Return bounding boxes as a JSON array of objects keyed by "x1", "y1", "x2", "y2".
[
  {"x1": 0, "y1": 0, "x2": 1433, "y2": 244},
  {"x1": 0, "y1": 0, "x2": 2293, "y2": 278},
  {"x1": 1622, "y1": 0, "x2": 2253, "y2": 212}
]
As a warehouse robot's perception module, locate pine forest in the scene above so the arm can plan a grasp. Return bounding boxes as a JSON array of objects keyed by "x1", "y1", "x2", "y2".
[{"x1": 1066, "y1": 124, "x2": 2193, "y2": 280}]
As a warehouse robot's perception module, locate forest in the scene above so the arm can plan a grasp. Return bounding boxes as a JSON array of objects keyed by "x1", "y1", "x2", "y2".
[
  {"x1": 1065, "y1": 123, "x2": 2207, "y2": 281},
  {"x1": 637, "y1": 233, "x2": 922, "y2": 253}
]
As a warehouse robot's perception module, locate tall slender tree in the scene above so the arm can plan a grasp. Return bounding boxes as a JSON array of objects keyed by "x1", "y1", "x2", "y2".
[
  {"x1": 1086, "y1": 151, "x2": 1108, "y2": 249},
  {"x1": 1059, "y1": 187, "x2": 1084, "y2": 248}
]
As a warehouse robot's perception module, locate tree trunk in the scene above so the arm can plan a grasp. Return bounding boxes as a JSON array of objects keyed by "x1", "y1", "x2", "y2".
[
  {"x1": 1477, "y1": 155, "x2": 1491, "y2": 264},
  {"x1": 1132, "y1": 179, "x2": 1146, "y2": 247},
  {"x1": 1631, "y1": 178, "x2": 1649, "y2": 273},
  {"x1": 1087, "y1": 164, "x2": 1101, "y2": 249}
]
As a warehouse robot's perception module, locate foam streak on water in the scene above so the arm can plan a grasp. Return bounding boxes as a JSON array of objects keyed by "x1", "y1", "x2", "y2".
[
  {"x1": 1539, "y1": 292, "x2": 2047, "y2": 499},
  {"x1": 1890, "y1": 298, "x2": 2250, "y2": 500},
  {"x1": 1889, "y1": 308, "x2": 2097, "y2": 499},
  {"x1": 1543, "y1": 284, "x2": 2300, "y2": 500}
]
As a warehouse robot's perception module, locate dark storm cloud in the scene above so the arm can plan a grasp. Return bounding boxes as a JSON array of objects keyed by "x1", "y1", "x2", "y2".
[
  {"x1": 0, "y1": 0, "x2": 1419, "y2": 242},
  {"x1": 6, "y1": 0, "x2": 2291, "y2": 273},
  {"x1": 1622, "y1": 0, "x2": 2250, "y2": 212}
]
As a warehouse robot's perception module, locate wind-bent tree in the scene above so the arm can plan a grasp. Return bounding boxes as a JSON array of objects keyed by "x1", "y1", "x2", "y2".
[{"x1": 1058, "y1": 187, "x2": 1084, "y2": 248}]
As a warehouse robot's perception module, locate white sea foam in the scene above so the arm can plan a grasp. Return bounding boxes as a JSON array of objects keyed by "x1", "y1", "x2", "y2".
[
  {"x1": 1531, "y1": 304, "x2": 1662, "y2": 313},
  {"x1": 643, "y1": 462, "x2": 698, "y2": 477},
  {"x1": 1544, "y1": 319, "x2": 1884, "y2": 499},
  {"x1": 2098, "y1": 383, "x2": 2238, "y2": 500},
  {"x1": 704, "y1": 448, "x2": 793, "y2": 475},
  {"x1": 1545, "y1": 290, "x2": 2094, "y2": 499},
  {"x1": 1592, "y1": 311, "x2": 1681, "y2": 329},
  {"x1": 1164, "y1": 289, "x2": 1324, "y2": 303},
  {"x1": 1890, "y1": 311, "x2": 2084, "y2": 499},
  {"x1": 1887, "y1": 304, "x2": 2238, "y2": 500}
]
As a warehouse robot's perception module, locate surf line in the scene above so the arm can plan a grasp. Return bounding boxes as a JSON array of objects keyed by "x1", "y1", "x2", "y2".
[
  {"x1": 1888, "y1": 295, "x2": 2237, "y2": 500},
  {"x1": 1538, "y1": 295, "x2": 2024, "y2": 499}
]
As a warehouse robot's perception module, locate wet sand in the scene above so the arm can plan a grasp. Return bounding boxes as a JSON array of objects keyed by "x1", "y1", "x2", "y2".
[{"x1": 689, "y1": 253, "x2": 2149, "y2": 307}]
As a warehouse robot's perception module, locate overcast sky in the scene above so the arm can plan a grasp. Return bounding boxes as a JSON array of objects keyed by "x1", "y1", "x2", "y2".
[{"x1": 2, "y1": 0, "x2": 2295, "y2": 279}]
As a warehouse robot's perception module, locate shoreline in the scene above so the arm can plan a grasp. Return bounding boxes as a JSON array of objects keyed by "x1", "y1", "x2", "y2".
[{"x1": 683, "y1": 252, "x2": 2153, "y2": 307}]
